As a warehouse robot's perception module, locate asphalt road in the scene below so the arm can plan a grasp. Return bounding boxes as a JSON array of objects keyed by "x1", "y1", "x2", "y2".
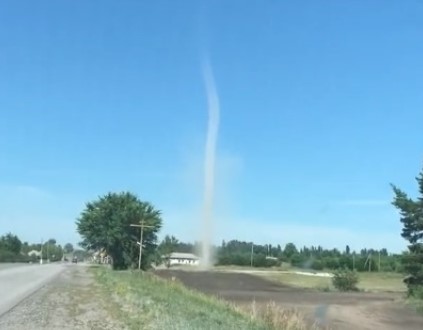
[
  {"x1": 0, "y1": 263, "x2": 65, "y2": 316},
  {"x1": 0, "y1": 263, "x2": 31, "y2": 270}
]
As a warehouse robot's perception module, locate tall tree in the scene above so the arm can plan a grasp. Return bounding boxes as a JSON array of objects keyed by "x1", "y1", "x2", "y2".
[
  {"x1": 345, "y1": 245, "x2": 351, "y2": 255},
  {"x1": 391, "y1": 169, "x2": 423, "y2": 295},
  {"x1": 0, "y1": 233, "x2": 22, "y2": 254},
  {"x1": 64, "y1": 243, "x2": 74, "y2": 254},
  {"x1": 76, "y1": 192, "x2": 162, "y2": 270},
  {"x1": 283, "y1": 243, "x2": 298, "y2": 259}
]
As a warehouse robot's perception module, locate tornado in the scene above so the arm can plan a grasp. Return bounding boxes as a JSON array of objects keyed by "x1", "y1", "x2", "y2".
[{"x1": 200, "y1": 59, "x2": 220, "y2": 269}]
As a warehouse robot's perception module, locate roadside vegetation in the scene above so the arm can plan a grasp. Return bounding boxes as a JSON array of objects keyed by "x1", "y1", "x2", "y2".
[{"x1": 92, "y1": 266, "x2": 316, "y2": 330}]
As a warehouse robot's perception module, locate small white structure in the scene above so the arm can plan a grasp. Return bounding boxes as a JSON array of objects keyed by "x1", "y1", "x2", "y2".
[
  {"x1": 28, "y1": 250, "x2": 41, "y2": 257},
  {"x1": 168, "y1": 252, "x2": 200, "y2": 266},
  {"x1": 265, "y1": 256, "x2": 278, "y2": 261}
]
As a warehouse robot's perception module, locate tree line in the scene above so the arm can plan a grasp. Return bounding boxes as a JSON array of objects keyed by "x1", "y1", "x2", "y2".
[
  {"x1": 0, "y1": 233, "x2": 76, "y2": 263},
  {"x1": 156, "y1": 235, "x2": 402, "y2": 272},
  {"x1": 217, "y1": 240, "x2": 402, "y2": 272}
]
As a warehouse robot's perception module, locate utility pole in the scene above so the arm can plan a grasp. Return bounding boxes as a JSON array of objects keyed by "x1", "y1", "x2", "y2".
[
  {"x1": 364, "y1": 253, "x2": 372, "y2": 272},
  {"x1": 353, "y1": 253, "x2": 355, "y2": 271},
  {"x1": 130, "y1": 221, "x2": 154, "y2": 270},
  {"x1": 40, "y1": 238, "x2": 43, "y2": 265},
  {"x1": 250, "y1": 242, "x2": 254, "y2": 267},
  {"x1": 378, "y1": 251, "x2": 381, "y2": 272}
]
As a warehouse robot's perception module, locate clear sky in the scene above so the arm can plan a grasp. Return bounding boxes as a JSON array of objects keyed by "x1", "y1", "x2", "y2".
[{"x1": 0, "y1": 1, "x2": 422, "y2": 252}]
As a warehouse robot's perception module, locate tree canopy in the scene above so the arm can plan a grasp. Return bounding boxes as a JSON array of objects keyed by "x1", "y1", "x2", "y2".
[
  {"x1": 0, "y1": 233, "x2": 22, "y2": 254},
  {"x1": 64, "y1": 243, "x2": 74, "y2": 254},
  {"x1": 76, "y1": 191, "x2": 162, "y2": 270},
  {"x1": 392, "y1": 169, "x2": 423, "y2": 295}
]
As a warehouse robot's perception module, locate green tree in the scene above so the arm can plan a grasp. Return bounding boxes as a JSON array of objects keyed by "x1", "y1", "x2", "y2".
[
  {"x1": 76, "y1": 192, "x2": 162, "y2": 270},
  {"x1": 0, "y1": 233, "x2": 22, "y2": 254},
  {"x1": 41, "y1": 239, "x2": 63, "y2": 262},
  {"x1": 391, "y1": 169, "x2": 423, "y2": 296},
  {"x1": 283, "y1": 243, "x2": 298, "y2": 259},
  {"x1": 345, "y1": 245, "x2": 351, "y2": 255},
  {"x1": 47, "y1": 238, "x2": 56, "y2": 245},
  {"x1": 64, "y1": 243, "x2": 74, "y2": 254}
]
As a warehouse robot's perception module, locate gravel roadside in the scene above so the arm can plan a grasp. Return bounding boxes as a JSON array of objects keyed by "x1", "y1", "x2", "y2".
[{"x1": 0, "y1": 265, "x2": 126, "y2": 330}]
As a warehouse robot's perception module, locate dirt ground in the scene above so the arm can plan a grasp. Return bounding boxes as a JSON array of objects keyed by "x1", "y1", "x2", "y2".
[
  {"x1": 0, "y1": 265, "x2": 125, "y2": 330},
  {"x1": 155, "y1": 269, "x2": 423, "y2": 330}
]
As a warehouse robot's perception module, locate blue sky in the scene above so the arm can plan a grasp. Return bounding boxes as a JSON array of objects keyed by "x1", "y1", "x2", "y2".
[{"x1": 0, "y1": 1, "x2": 422, "y2": 252}]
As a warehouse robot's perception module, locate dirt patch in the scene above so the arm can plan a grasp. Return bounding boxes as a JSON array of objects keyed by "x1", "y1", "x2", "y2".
[
  {"x1": 0, "y1": 265, "x2": 126, "y2": 330},
  {"x1": 155, "y1": 269, "x2": 423, "y2": 330}
]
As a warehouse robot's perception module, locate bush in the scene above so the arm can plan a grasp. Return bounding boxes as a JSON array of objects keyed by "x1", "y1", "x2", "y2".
[
  {"x1": 289, "y1": 253, "x2": 306, "y2": 267},
  {"x1": 332, "y1": 268, "x2": 359, "y2": 291},
  {"x1": 0, "y1": 250, "x2": 31, "y2": 263},
  {"x1": 311, "y1": 259, "x2": 324, "y2": 270}
]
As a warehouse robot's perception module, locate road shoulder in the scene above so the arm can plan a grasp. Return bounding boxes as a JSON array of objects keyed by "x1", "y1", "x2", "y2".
[{"x1": 0, "y1": 265, "x2": 125, "y2": 330}]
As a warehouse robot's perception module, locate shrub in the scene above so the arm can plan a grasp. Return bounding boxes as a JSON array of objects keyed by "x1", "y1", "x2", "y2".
[
  {"x1": 311, "y1": 259, "x2": 324, "y2": 270},
  {"x1": 290, "y1": 253, "x2": 306, "y2": 267},
  {"x1": 332, "y1": 268, "x2": 359, "y2": 291}
]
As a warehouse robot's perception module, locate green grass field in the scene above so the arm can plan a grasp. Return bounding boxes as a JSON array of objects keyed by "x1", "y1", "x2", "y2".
[
  {"x1": 92, "y1": 266, "x2": 312, "y2": 330},
  {"x1": 261, "y1": 271, "x2": 406, "y2": 293}
]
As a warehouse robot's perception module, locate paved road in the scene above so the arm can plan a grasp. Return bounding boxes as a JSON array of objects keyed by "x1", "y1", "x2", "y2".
[
  {"x1": 0, "y1": 263, "x2": 31, "y2": 270},
  {"x1": 0, "y1": 263, "x2": 65, "y2": 316}
]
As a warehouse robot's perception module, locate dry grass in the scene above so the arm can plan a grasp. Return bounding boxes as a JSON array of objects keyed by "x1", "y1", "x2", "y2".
[{"x1": 235, "y1": 301, "x2": 329, "y2": 330}]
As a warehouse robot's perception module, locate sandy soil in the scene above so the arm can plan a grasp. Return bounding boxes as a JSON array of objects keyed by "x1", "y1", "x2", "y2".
[
  {"x1": 155, "y1": 269, "x2": 423, "y2": 330},
  {"x1": 0, "y1": 265, "x2": 125, "y2": 330}
]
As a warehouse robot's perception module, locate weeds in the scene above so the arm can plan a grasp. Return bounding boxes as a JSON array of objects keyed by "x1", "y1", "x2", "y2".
[{"x1": 236, "y1": 300, "x2": 328, "y2": 330}]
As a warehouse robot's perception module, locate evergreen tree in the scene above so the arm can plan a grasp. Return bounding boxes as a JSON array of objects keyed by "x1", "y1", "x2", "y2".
[{"x1": 391, "y1": 169, "x2": 423, "y2": 295}]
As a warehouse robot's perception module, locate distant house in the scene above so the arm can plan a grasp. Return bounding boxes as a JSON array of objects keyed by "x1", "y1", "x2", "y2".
[
  {"x1": 28, "y1": 250, "x2": 41, "y2": 258},
  {"x1": 265, "y1": 256, "x2": 278, "y2": 261},
  {"x1": 167, "y1": 252, "x2": 200, "y2": 266}
]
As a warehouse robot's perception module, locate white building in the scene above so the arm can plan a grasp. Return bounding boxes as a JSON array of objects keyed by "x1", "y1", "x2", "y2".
[
  {"x1": 167, "y1": 252, "x2": 200, "y2": 266},
  {"x1": 28, "y1": 250, "x2": 41, "y2": 258}
]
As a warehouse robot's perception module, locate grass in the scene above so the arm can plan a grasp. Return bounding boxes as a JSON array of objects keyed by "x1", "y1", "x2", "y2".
[
  {"x1": 357, "y1": 272, "x2": 406, "y2": 292},
  {"x1": 261, "y1": 271, "x2": 406, "y2": 293},
  {"x1": 91, "y1": 266, "x2": 318, "y2": 330},
  {"x1": 407, "y1": 297, "x2": 423, "y2": 314}
]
